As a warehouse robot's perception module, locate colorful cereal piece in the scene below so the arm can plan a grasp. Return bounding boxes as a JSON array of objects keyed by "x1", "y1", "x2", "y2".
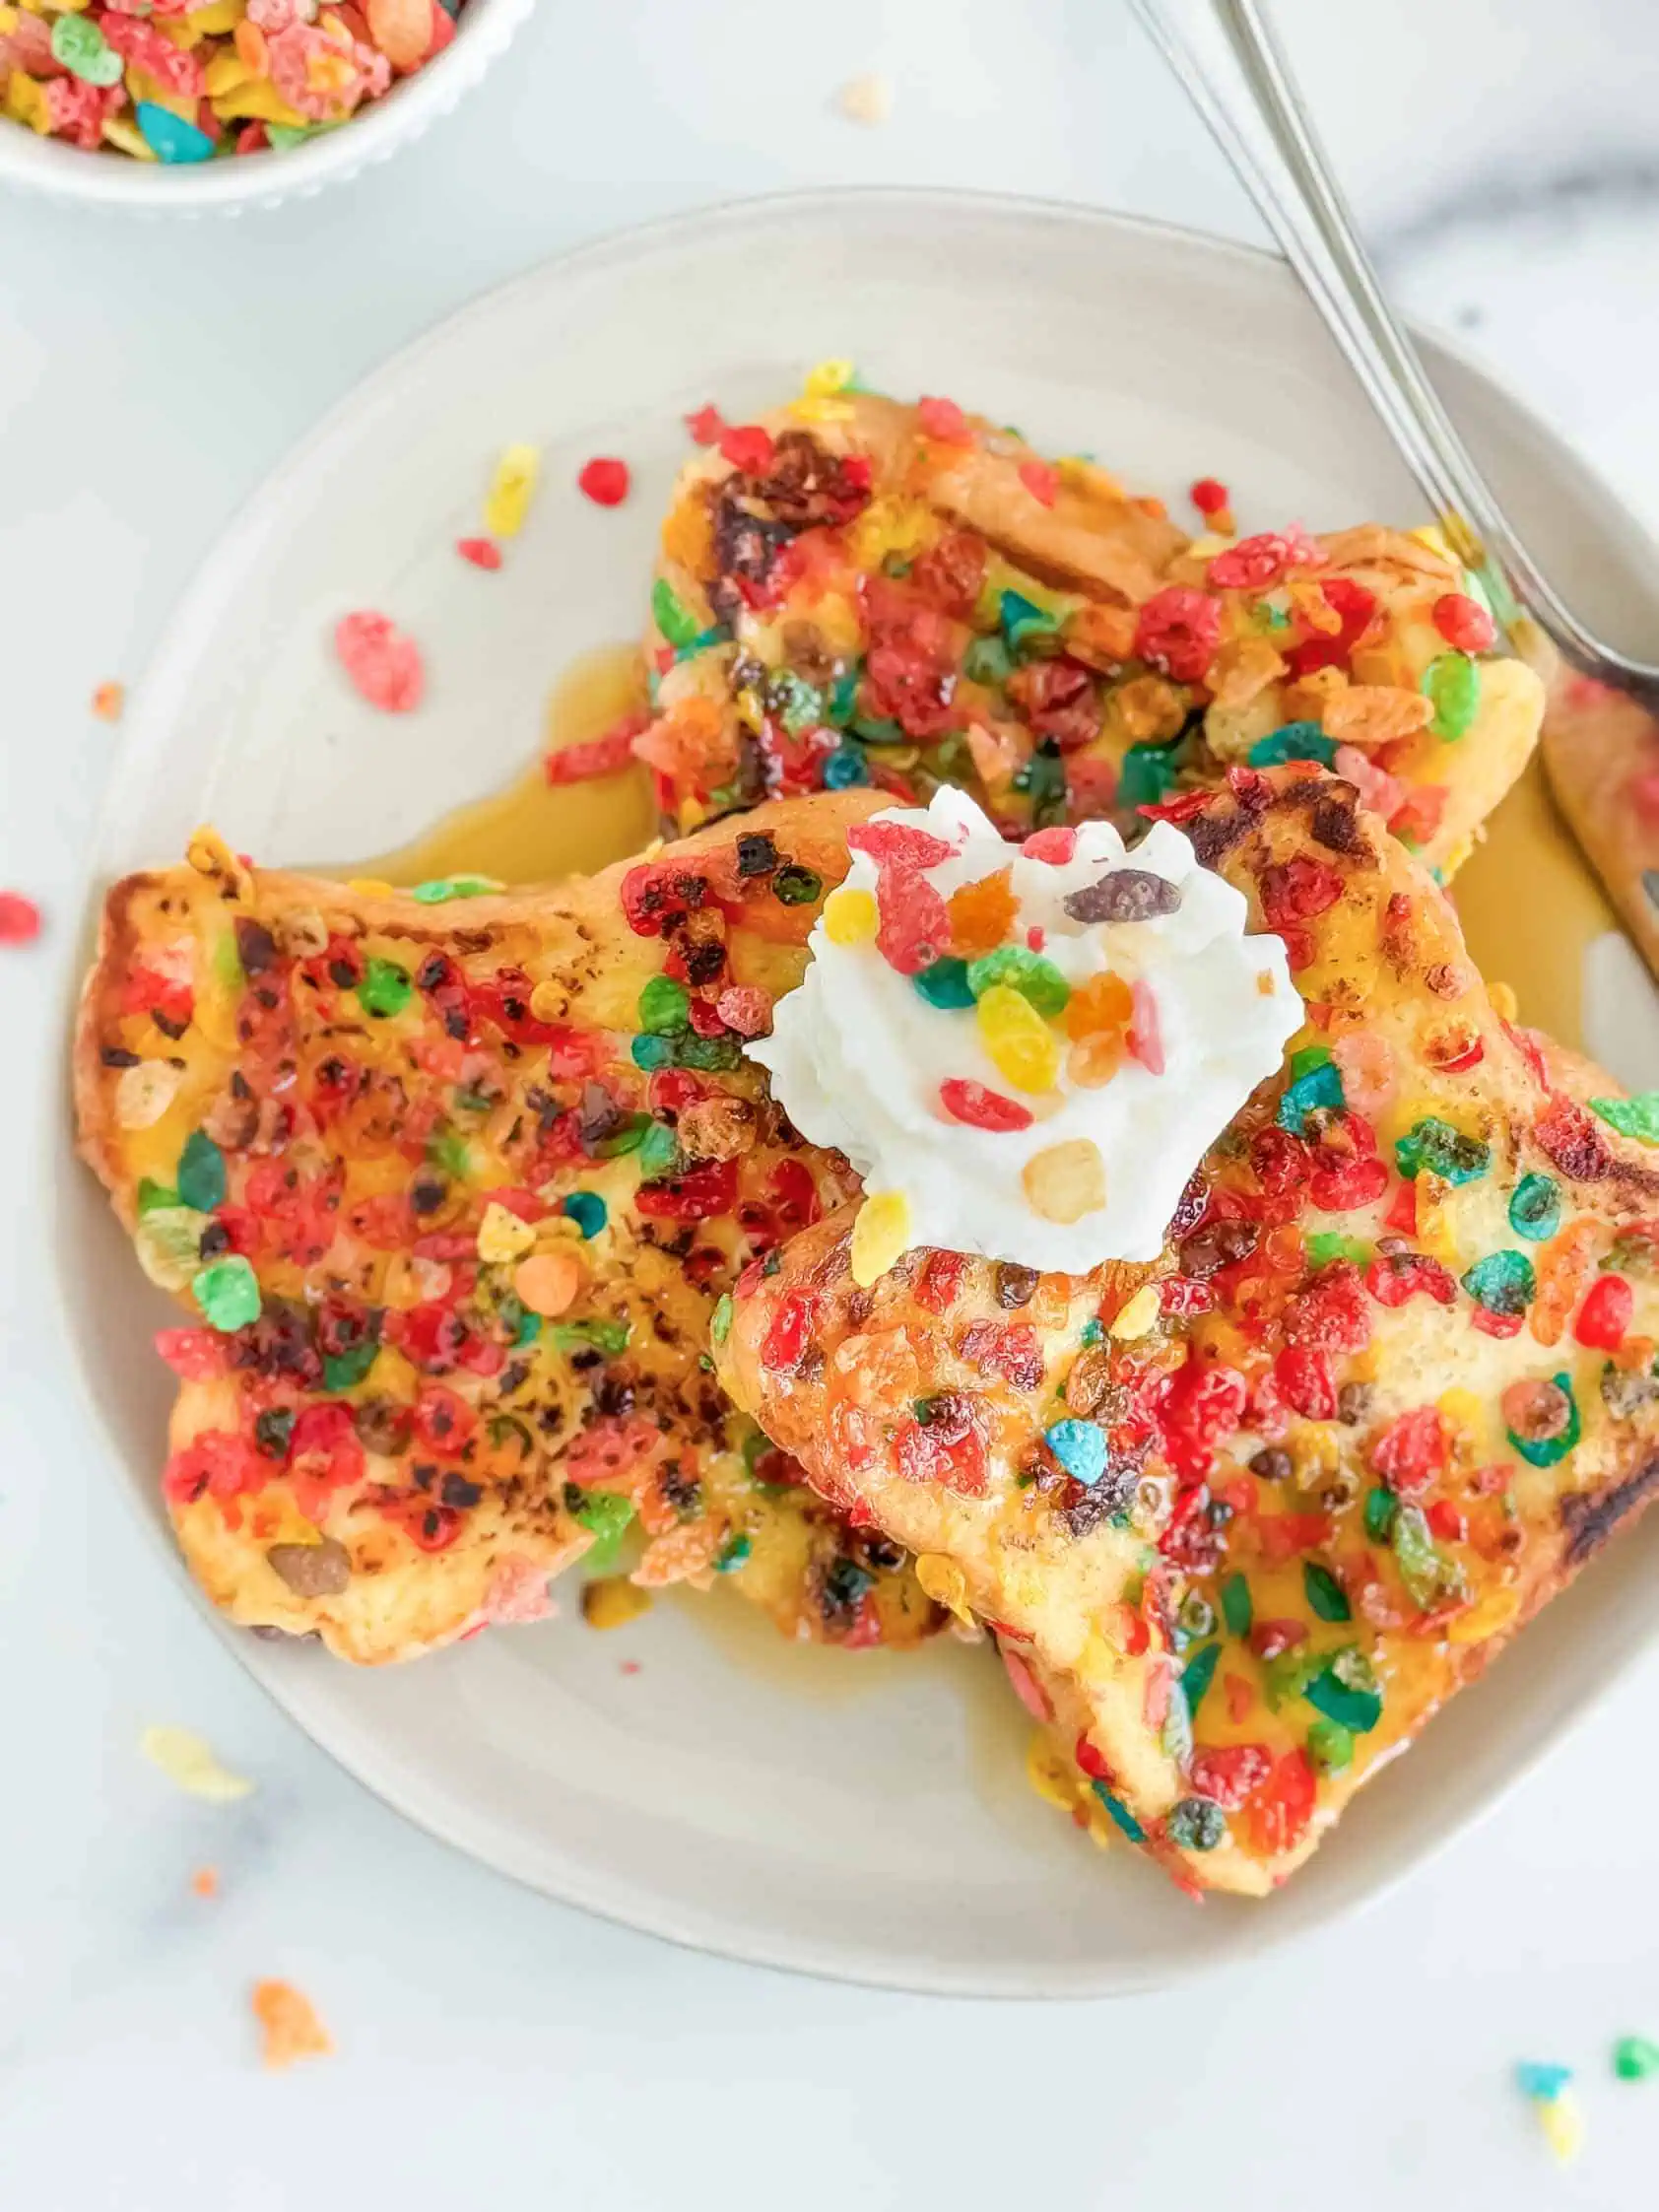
[
  {"x1": 976, "y1": 983, "x2": 1060, "y2": 1094},
  {"x1": 484, "y1": 443, "x2": 540, "y2": 539},
  {"x1": 140, "y1": 1725, "x2": 254, "y2": 1802},
  {"x1": 1422, "y1": 650, "x2": 1481, "y2": 739},
  {"x1": 1044, "y1": 1418, "x2": 1107, "y2": 1484},
  {"x1": 193, "y1": 1254, "x2": 261, "y2": 1331},
  {"x1": 1614, "y1": 2036, "x2": 1659, "y2": 2081},
  {"x1": 823, "y1": 886, "x2": 878, "y2": 945},
  {"x1": 1591, "y1": 1091, "x2": 1659, "y2": 1144},
  {"x1": 0, "y1": 891, "x2": 42, "y2": 946},
  {"x1": 251, "y1": 1979, "x2": 333, "y2": 2071},
  {"x1": 335, "y1": 611, "x2": 425, "y2": 713},
  {"x1": 850, "y1": 1188, "x2": 912, "y2": 1288},
  {"x1": 365, "y1": 0, "x2": 431, "y2": 71},
  {"x1": 134, "y1": 100, "x2": 216, "y2": 164},
  {"x1": 577, "y1": 456, "x2": 630, "y2": 507},
  {"x1": 938, "y1": 1077, "x2": 1033, "y2": 1133},
  {"x1": 1023, "y1": 1138, "x2": 1106, "y2": 1223},
  {"x1": 965, "y1": 944, "x2": 1070, "y2": 1017},
  {"x1": 456, "y1": 536, "x2": 501, "y2": 570}
]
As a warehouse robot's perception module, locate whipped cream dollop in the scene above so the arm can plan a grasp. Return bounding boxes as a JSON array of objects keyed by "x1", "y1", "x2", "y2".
[{"x1": 750, "y1": 788, "x2": 1302, "y2": 1274}]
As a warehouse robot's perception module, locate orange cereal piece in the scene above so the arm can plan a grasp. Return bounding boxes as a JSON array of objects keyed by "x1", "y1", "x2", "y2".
[
  {"x1": 366, "y1": 0, "x2": 431, "y2": 70},
  {"x1": 191, "y1": 1865, "x2": 219, "y2": 1899},
  {"x1": 947, "y1": 867, "x2": 1018, "y2": 957},
  {"x1": 513, "y1": 1247, "x2": 583, "y2": 1317},
  {"x1": 251, "y1": 1979, "x2": 333, "y2": 2071},
  {"x1": 1068, "y1": 1031, "x2": 1125, "y2": 1089},
  {"x1": 1064, "y1": 971, "x2": 1133, "y2": 1042},
  {"x1": 1530, "y1": 1218, "x2": 1602, "y2": 1349},
  {"x1": 91, "y1": 680, "x2": 125, "y2": 722}
]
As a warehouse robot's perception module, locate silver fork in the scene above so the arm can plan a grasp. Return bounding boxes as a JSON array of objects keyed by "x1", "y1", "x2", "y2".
[{"x1": 1127, "y1": 0, "x2": 1659, "y2": 966}]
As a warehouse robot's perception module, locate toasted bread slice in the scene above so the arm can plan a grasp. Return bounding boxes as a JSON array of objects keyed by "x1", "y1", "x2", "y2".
[
  {"x1": 718, "y1": 768, "x2": 1659, "y2": 1894},
  {"x1": 75, "y1": 798, "x2": 941, "y2": 1664},
  {"x1": 636, "y1": 392, "x2": 1539, "y2": 878}
]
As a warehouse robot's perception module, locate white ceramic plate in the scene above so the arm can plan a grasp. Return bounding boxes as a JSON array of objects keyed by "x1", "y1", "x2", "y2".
[{"x1": 56, "y1": 191, "x2": 1659, "y2": 1996}]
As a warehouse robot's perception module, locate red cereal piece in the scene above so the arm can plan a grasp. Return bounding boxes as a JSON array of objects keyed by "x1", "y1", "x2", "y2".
[
  {"x1": 1431, "y1": 591, "x2": 1496, "y2": 653},
  {"x1": 1285, "y1": 576, "x2": 1376, "y2": 677},
  {"x1": 714, "y1": 985, "x2": 770, "y2": 1037},
  {"x1": 100, "y1": 12, "x2": 206, "y2": 95},
  {"x1": 1133, "y1": 586, "x2": 1223, "y2": 684},
  {"x1": 875, "y1": 868, "x2": 949, "y2": 975},
  {"x1": 0, "y1": 892, "x2": 41, "y2": 946},
  {"x1": 1189, "y1": 477, "x2": 1230, "y2": 518},
  {"x1": 685, "y1": 404, "x2": 725, "y2": 446},
  {"x1": 916, "y1": 395, "x2": 972, "y2": 444},
  {"x1": 577, "y1": 456, "x2": 630, "y2": 507},
  {"x1": 1209, "y1": 532, "x2": 1294, "y2": 591},
  {"x1": 718, "y1": 425, "x2": 775, "y2": 475},
  {"x1": 1021, "y1": 826, "x2": 1077, "y2": 864},
  {"x1": 456, "y1": 536, "x2": 502, "y2": 570},
  {"x1": 1126, "y1": 978, "x2": 1163, "y2": 1075},
  {"x1": 334, "y1": 611, "x2": 424, "y2": 713},
  {"x1": 847, "y1": 820, "x2": 955, "y2": 870},
  {"x1": 1575, "y1": 1272, "x2": 1632, "y2": 1352},
  {"x1": 1371, "y1": 1405, "x2": 1448, "y2": 1496},
  {"x1": 545, "y1": 714, "x2": 645, "y2": 786},
  {"x1": 938, "y1": 1078, "x2": 1034, "y2": 1133},
  {"x1": 1018, "y1": 458, "x2": 1059, "y2": 508}
]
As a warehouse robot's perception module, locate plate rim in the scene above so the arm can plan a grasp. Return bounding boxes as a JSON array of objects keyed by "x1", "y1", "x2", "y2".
[{"x1": 50, "y1": 183, "x2": 1659, "y2": 1998}]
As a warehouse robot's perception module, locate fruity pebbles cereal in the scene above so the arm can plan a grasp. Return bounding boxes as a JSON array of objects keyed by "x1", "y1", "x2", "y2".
[{"x1": 0, "y1": 0, "x2": 466, "y2": 164}]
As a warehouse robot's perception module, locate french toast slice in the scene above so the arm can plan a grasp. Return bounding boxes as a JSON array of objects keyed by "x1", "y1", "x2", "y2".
[
  {"x1": 75, "y1": 797, "x2": 941, "y2": 1664},
  {"x1": 718, "y1": 767, "x2": 1659, "y2": 1894},
  {"x1": 637, "y1": 390, "x2": 1540, "y2": 877}
]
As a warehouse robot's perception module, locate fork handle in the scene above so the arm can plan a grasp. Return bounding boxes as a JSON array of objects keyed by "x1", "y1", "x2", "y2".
[{"x1": 1126, "y1": 0, "x2": 1612, "y2": 673}]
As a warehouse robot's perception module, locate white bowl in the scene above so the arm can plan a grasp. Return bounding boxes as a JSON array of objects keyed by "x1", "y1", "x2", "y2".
[
  {"x1": 0, "y1": 0, "x2": 534, "y2": 215},
  {"x1": 54, "y1": 190, "x2": 1659, "y2": 1994}
]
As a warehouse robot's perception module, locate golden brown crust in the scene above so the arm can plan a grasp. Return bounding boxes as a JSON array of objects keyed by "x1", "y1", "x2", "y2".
[{"x1": 1540, "y1": 669, "x2": 1659, "y2": 981}]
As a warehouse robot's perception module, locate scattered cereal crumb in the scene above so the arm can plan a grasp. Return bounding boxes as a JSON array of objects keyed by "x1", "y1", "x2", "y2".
[
  {"x1": 1615, "y1": 2035, "x2": 1659, "y2": 2080},
  {"x1": 836, "y1": 71, "x2": 893, "y2": 125},
  {"x1": 456, "y1": 536, "x2": 502, "y2": 571},
  {"x1": 577, "y1": 456, "x2": 631, "y2": 507},
  {"x1": 1536, "y1": 2090, "x2": 1584, "y2": 2165},
  {"x1": 191, "y1": 1866, "x2": 220, "y2": 1900},
  {"x1": 484, "y1": 442, "x2": 540, "y2": 540},
  {"x1": 251, "y1": 1979, "x2": 333, "y2": 2071},
  {"x1": 1515, "y1": 2061, "x2": 1573, "y2": 2103},
  {"x1": 581, "y1": 1575, "x2": 652, "y2": 1630},
  {"x1": 334, "y1": 611, "x2": 425, "y2": 713},
  {"x1": 140, "y1": 1725, "x2": 255, "y2": 1803},
  {"x1": 92, "y1": 680, "x2": 125, "y2": 721},
  {"x1": 620, "y1": 1659, "x2": 641, "y2": 1676},
  {"x1": 0, "y1": 892, "x2": 42, "y2": 947}
]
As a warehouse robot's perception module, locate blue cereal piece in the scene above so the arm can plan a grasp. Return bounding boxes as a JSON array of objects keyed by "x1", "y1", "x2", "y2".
[
  {"x1": 1515, "y1": 2061, "x2": 1573, "y2": 2104},
  {"x1": 1043, "y1": 1418, "x2": 1107, "y2": 1485},
  {"x1": 135, "y1": 101, "x2": 217, "y2": 165}
]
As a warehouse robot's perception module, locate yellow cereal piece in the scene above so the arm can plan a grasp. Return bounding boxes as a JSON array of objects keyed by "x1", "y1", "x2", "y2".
[
  {"x1": 790, "y1": 394, "x2": 857, "y2": 425},
  {"x1": 822, "y1": 885, "x2": 878, "y2": 946},
  {"x1": 1109, "y1": 1283, "x2": 1161, "y2": 1341},
  {"x1": 1535, "y1": 2091, "x2": 1583, "y2": 2166},
  {"x1": 804, "y1": 357, "x2": 855, "y2": 398},
  {"x1": 7, "y1": 75, "x2": 49, "y2": 132},
  {"x1": 140, "y1": 1726, "x2": 255, "y2": 1804},
  {"x1": 210, "y1": 81, "x2": 304, "y2": 123},
  {"x1": 976, "y1": 983, "x2": 1060, "y2": 1094},
  {"x1": 1026, "y1": 1734, "x2": 1079, "y2": 1812},
  {"x1": 126, "y1": 71, "x2": 199, "y2": 123},
  {"x1": 1444, "y1": 1585, "x2": 1521, "y2": 1644},
  {"x1": 848, "y1": 494, "x2": 937, "y2": 570},
  {"x1": 0, "y1": 8, "x2": 20, "y2": 31},
  {"x1": 115, "y1": 1059, "x2": 183, "y2": 1131},
  {"x1": 1489, "y1": 978, "x2": 1518, "y2": 1024},
  {"x1": 581, "y1": 1575, "x2": 653, "y2": 1631},
  {"x1": 850, "y1": 1188, "x2": 913, "y2": 1288},
  {"x1": 676, "y1": 796, "x2": 708, "y2": 834},
  {"x1": 484, "y1": 442, "x2": 540, "y2": 540},
  {"x1": 1023, "y1": 1139, "x2": 1107, "y2": 1225},
  {"x1": 343, "y1": 876, "x2": 396, "y2": 898},
  {"x1": 476, "y1": 1200, "x2": 537, "y2": 1266},
  {"x1": 186, "y1": 0, "x2": 246, "y2": 28},
  {"x1": 915, "y1": 1552, "x2": 973, "y2": 1629},
  {"x1": 203, "y1": 48, "x2": 254, "y2": 96}
]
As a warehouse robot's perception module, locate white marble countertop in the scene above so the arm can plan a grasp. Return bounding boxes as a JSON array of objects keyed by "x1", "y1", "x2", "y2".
[{"x1": 6, "y1": 4, "x2": 1659, "y2": 2206}]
